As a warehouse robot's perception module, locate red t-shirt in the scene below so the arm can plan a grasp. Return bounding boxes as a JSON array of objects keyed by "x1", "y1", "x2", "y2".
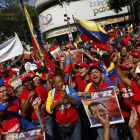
[
  {"x1": 122, "y1": 36, "x2": 132, "y2": 46},
  {"x1": 88, "y1": 81, "x2": 109, "y2": 91},
  {"x1": 0, "y1": 115, "x2": 20, "y2": 133},
  {"x1": 110, "y1": 32, "x2": 116, "y2": 38},
  {"x1": 53, "y1": 90, "x2": 79, "y2": 124},
  {"x1": 130, "y1": 81, "x2": 140, "y2": 132},
  {"x1": 119, "y1": 81, "x2": 134, "y2": 117},
  {"x1": 19, "y1": 86, "x2": 48, "y2": 119},
  {"x1": 74, "y1": 75, "x2": 92, "y2": 92},
  {"x1": 7, "y1": 97, "x2": 20, "y2": 113},
  {"x1": 4, "y1": 77, "x2": 12, "y2": 89}
]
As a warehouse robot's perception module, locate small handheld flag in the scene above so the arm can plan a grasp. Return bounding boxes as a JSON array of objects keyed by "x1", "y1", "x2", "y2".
[
  {"x1": 50, "y1": 47, "x2": 63, "y2": 59},
  {"x1": 35, "y1": 102, "x2": 46, "y2": 123},
  {"x1": 23, "y1": 51, "x2": 31, "y2": 59}
]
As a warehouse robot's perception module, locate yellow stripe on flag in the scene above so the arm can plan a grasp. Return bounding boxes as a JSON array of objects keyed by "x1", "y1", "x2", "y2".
[
  {"x1": 74, "y1": 17, "x2": 107, "y2": 34},
  {"x1": 23, "y1": 6, "x2": 44, "y2": 60}
]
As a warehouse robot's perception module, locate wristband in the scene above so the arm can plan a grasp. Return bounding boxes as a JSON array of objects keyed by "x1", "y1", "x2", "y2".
[{"x1": 135, "y1": 74, "x2": 140, "y2": 81}]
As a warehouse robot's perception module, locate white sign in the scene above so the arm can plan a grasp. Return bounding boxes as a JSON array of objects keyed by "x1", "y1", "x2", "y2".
[
  {"x1": 0, "y1": 35, "x2": 23, "y2": 62},
  {"x1": 39, "y1": 0, "x2": 128, "y2": 34}
]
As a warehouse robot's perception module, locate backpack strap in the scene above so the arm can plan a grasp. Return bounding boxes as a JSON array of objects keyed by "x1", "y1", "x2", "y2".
[
  {"x1": 51, "y1": 88, "x2": 56, "y2": 101},
  {"x1": 51, "y1": 85, "x2": 71, "y2": 101},
  {"x1": 65, "y1": 85, "x2": 70, "y2": 95}
]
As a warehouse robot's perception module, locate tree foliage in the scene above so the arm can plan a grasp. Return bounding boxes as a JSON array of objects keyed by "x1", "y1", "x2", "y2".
[
  {"x1": 108, "y1": 0, "x2": 139, "y2": 13},
  {"x1": 0, "y1": 0, "x2": 39, "y2": 44}
]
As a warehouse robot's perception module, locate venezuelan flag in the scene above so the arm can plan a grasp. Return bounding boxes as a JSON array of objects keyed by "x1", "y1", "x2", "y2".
[
  {"x1": 23, "y1": 5, "x2": 55, "y2": 73},
  {"x1": 50, "y1": 47, "x2": 63, "y2": 59},
  {"x1": 54, "y1": 39, "x2": 58, "y2": 46},
  {"x1": 23, "y1": 51, "x2": 31, "y2": 59},
  {"x1": 35, "y1": 102, "x2": 46, "y2": 123},
  {"x1": 62, "y1": 56, "x2": 73, "y2": 77},
  {"x1": 103, "y1": 22, "x2": 106, "y2": 31},
  {"x1": 75, "y1": 18, "x2": 109, "y2": 51}
]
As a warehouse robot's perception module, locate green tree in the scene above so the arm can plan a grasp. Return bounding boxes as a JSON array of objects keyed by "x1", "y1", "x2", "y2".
[
  {"x1": 0, "y1": 0, "x2": 39, "y2": 44},
  {"x1": 108, "y1": 0, "x2": 140, "y2": 24}
]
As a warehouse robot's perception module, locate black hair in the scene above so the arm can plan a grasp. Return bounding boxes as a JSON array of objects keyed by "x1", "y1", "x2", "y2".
[
  {"x1": 118, "y1": 41, "x2": 125, "y2": 46},
  {"x1": 52, "y1": 73, "x2": 62, "y2": 84},
  {"x1": 83, "y1": 54, "x2": 89, "y2": 60},
  {"x1": 136, "y1": 43, "x2": 140, "y2": 47},
  {"x1": 108, "y1": 44, "x2": 115, "y2": 49},
  {"x1": 37, "y1": 67, "x2": 48, "y2": 74},
  {"x1": 128, "y1": 39, "x2": 134, "y2": 45},
  {"x1": 16, "y1": 61, "x2": 21, "y2": 67},
  {"x1": 88, "y1": 101, "x2": 107, "y2": 114}
]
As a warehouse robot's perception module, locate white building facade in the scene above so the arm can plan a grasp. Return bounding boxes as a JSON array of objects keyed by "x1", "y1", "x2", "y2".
[{"x1": 34, "y1": 0, "x2": 129, "y2": 43}]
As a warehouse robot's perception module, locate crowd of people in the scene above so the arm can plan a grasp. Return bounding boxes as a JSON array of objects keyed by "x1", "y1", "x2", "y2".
[{"x1": 0, "y1": 25, "x2": 140, "y2": 140}]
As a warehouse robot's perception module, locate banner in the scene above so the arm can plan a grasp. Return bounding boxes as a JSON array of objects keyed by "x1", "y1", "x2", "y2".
[
  {"x1": 8, "y1": 75, "x2": 22, "y2": 89},
  {"x1": 3, "y1": 126, "x2": 45, "y2": 140},
  {"x1": 65, "y1": 49, "x2": 82, "y2": 63},
  {"x1": 0, "y1": 35, "x2": 23, "y2": 63},
  {"x1": 81, "y1": 87, "x2": 124, "y2": 128}
]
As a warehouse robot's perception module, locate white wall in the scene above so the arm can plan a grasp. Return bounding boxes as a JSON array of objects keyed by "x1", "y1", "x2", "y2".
[{"x1": 39, "y1": 0, "x2": 128, "y2": 33}]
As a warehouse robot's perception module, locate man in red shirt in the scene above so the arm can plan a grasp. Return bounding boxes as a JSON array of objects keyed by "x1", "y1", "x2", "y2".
[
  {"x1": 113, "y1": 54, "x2": 140, "y2": 133},
  {"x1": 85, "y1": 65, "x2": 120, "y2": 140},
  {"x1": 122, "y1": 32, "x2": 132, "y2": 46},
  {"x1": 19, "y1": 74, "x2": 55, "y2": 140}
]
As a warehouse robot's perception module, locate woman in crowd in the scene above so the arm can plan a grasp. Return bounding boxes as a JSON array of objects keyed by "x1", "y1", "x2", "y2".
[
  {"x1": 46, "y1": 74, "x2": 81, "y2": 140},
  {"x1": 120, "y1": 46, "x2": 129, "y2": 63}
]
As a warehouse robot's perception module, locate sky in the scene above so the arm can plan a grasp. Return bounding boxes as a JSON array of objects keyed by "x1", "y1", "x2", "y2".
[{"x1": 29, "y1": 0, "x2": 34, "y2": 5}]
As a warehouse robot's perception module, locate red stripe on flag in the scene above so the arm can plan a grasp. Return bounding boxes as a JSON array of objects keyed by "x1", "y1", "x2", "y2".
[{"x1": 81, "y1": 33, "x2": 108, "y2": 51}]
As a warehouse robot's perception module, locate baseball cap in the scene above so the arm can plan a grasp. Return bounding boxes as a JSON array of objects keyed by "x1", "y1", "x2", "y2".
[
  {"x1": 78, "y1": 62, "x2": 89, "y2": 68},
  {"x1": 21, "y1": 74, "x2": 32, "y2": 82},
  {"x1": 133, "y1": 53, "x2": 140, "y2": 58},
  {"x1": 102, "y1": 52, "x2": 110, "y2": 56},
  {"x1": 89, "y1": 65, "x2": 102, "y2": 74},
  {"x1": 119, "y1": 62, "x2": 128, "y2": 70},
  {"x1": 9, "y1": 70, "x2": 17, "y2": 76},
  {"x1": 0, "y1": 68, "x2": 7, "y2": 73},
  {"x1": 0, "y1": 102, "x2": 9, "y2": 111},
  {"x1": 89, "y1": 61, "x2": 99, "y2": 67}
]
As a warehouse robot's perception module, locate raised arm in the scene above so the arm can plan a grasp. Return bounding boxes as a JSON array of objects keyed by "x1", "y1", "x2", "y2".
[{"x1": 112, "y1": 53, "x2": 131, "y2": 88}]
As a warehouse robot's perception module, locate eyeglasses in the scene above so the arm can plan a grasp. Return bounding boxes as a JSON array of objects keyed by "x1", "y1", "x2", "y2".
[{"x1": 0, "y1": 89, "x2": 9, "y2": 93}]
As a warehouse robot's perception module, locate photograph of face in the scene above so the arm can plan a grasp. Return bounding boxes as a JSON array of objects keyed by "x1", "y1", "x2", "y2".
[
  {"x1": 25, "y1": 62, "x2": 32, "y2": 71},
  {"x1": 81, "y1": 87, "x2": 124, "y2": 127}
]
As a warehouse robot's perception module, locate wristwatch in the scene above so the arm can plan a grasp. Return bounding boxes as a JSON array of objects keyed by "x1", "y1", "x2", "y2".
[{"x1": 135, "y1": 74, "x2": 140, "y2": 81}]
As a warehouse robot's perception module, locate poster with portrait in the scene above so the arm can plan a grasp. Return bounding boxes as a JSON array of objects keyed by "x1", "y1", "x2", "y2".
[
  {"x1": 81, "y1": 86, "x2": 124, "y2": 128},
  {"x1": 3, "y1": 126, "x2": 45, "y2": 140},
  {"x1": 64, "y1": 49, "x2": 83, "y2": 63}
]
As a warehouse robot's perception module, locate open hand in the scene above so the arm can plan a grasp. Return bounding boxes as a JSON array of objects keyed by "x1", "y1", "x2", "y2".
[
  {"x1": 129, "y1": 107, "x2": 138, "y2": 130},
  {"x1": 97, "y1": 111, "x2": 110, "y2": 129}
]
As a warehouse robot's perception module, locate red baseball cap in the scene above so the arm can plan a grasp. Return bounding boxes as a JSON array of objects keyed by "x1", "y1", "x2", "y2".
[
  {"x1": 133, "y1": 53, "x2": 140, "y2": 58},
  {"x1": 9, "y1": 70, "x2": 17, "y2": 76},
  {"x1": 119, "y1": 62, "x2": 128, "y2": 70},
  {"x1": 74, "y1": 62, "x2": 79, "y2": 65},
  {"x1": 21, "y1": 74, "x2": 32, "y2": 82},
  {"x1": 89, "y1": 61, "x2": 99, "y2": 67},
  {"x1": 0, "y1": 68, "x2": 7, "y2": 73},
  {"x1": 78, "y1": 62, "x2": 89, "y2": 68}
]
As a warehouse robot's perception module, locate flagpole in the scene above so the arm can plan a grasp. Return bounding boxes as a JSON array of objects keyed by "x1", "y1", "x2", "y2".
[
  {"x1": 19, "y1": 0, "x2": 24, "y2": 8},
  {"x1": 72, "y1": 15, "x2": 82, "y2": 42}
]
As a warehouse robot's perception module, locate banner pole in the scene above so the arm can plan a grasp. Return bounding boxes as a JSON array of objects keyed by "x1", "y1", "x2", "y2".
[{"x1": 72, "y1": 15, "x2": 82, "y2": 42}]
